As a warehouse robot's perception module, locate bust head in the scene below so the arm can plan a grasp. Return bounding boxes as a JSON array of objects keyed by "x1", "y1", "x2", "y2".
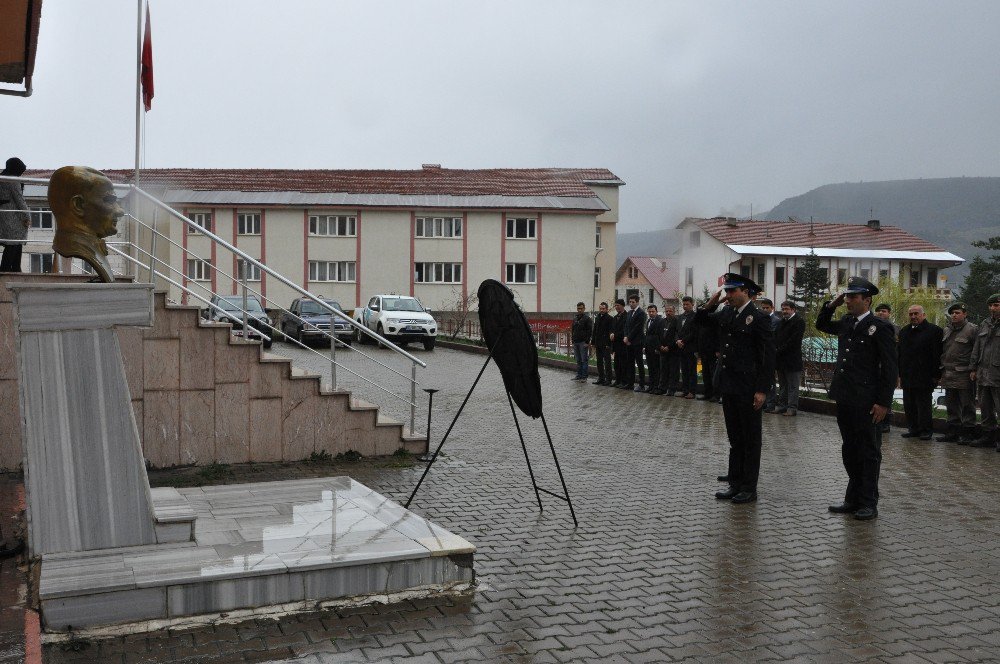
[{"x1": 49, "y1": 166, "x2": 123, "y2": 239}]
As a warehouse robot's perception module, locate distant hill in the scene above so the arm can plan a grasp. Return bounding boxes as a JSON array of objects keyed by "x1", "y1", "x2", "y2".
[
  {"x1": 764, "y1": 177, "x2": 1000, "y2": 288},
  {"x1": 615, "y1": 229, "x2": 681, "y2": 268}
]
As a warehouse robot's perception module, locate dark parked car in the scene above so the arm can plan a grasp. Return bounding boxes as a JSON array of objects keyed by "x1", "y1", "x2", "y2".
[
  {"x1": 279, "y1": 298, "x2": 352, "y2": 345},
  {"x1": 203, "y1": 294, "x2": 272, "y2": 349}
]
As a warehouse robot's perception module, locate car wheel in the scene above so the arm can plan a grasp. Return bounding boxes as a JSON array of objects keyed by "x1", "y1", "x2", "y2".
[
  {"x1": 354, "y1": 326, "x2": 365, "y2": 345},
  {"x1": 295, "y1": 325, "x2": 304, "y2": 344},
  {"x1": 376, "y1": 324, "x2": 388, "y2": 349},
  {"x1": 423, "y1": 338, "x2": 435, "y2": 351}
]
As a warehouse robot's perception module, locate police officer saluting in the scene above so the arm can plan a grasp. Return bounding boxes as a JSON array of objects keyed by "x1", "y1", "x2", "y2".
[
  {"x1": 817, "y1": 276, "x2": 898, "y2": 520},
  {"x1": 695, "y1": 273, "x2": 775, "y2": 504}
]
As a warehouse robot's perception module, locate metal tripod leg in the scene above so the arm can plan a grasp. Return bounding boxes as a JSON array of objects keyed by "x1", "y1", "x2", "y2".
[
  {"x1": 540, "y1": 413, "x2": 578, "y2": 528},
  {"x1": 506, "y1": 389, "x2": 544, "y2": 513}
]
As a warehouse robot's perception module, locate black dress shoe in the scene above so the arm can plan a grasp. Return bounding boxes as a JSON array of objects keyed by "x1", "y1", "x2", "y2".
[
  {"x1": 731, "y1": 491, "x2": 757, "y2": 504},
  {"x1": 854, "y1": 506, "x2": 878, "y2": 520},
  {"x1": 695, "y1": 395, "x2": 708, "y2": 400},
  {"x1": 715, "y1": 487, "x2": 739, "y2": 500},
  {"x1": 900, "y1": 431, "x2": 920, "y2": 438},
  {"x1": 919, "y1": 432, "x2": 933, "y2": 441},
  {"x1": 936, "y1": 432, "x2": 960, "y2": 442},
  {"x1": 717, "y1": 475, "x2": 729, "y2": 482},
  {"x1": 828, "y1": 502, "x2": 859, "y2": 514}
]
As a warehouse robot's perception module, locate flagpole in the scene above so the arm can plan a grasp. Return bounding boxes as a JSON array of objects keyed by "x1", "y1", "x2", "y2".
[{"x1": 133, "y1": 0, "x2": 143, "y2": 278}]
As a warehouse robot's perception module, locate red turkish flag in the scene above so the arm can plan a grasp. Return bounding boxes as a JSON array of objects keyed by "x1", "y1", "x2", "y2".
[{"x1": 141, "y1": 3, "x2": 154, "y2": 111}]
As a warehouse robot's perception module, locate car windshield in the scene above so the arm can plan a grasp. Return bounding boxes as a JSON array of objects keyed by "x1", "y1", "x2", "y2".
[
  {"x1": 383, "y1": 297, "x2": 424, "y2": 312},
  {"x1": 218, "y1": 297, "x2": 264, "y2": 313},
  {"x1": 300, "y1": 300, "x2": 341, "y2": 315}
]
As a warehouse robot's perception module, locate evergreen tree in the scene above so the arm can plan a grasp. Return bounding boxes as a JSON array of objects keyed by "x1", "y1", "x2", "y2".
[
  {"x1": 956, "y1": 235, "x2": 1000, "y2": 323},
  {"x1": 788, "y1": 251, "x2": 830, "y2": 336}
]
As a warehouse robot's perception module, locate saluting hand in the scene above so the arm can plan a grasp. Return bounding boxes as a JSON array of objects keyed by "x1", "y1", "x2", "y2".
[
  {"x1": 830, "y1": 293, "x2": 846, "y2": 309},
  {"x1": 752, "y1": 392, "x2": 765, "y2": 410},
  {"x1": 871, "y1": 403, "x2": 889, "y2": 424}
]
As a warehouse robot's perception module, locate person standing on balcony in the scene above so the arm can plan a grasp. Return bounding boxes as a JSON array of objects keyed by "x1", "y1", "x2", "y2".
[
  {"x1": 938, "y1": 303, "x2": 978, "y2": 444},
  {"x1": 898, "y1": 305, "x2": 943, "y2": 441},
  {"x1": 0, "y1": 157, "x2": 29, "y2": 273},
  {"x1": 969, "y1": 294, "x2": 1000, "y2": 450},
  {"x1": 570, "y1": 302, "x2": 593, "y2": 381},
  {"x1": 590, "y1": 302, "x2": 613, "y2": 385}
]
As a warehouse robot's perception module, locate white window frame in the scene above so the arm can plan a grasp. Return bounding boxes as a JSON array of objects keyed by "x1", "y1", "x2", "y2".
[
  {"x1": 238, "y1": 260, "x2": 262, "y2": 282},
  {"x1": 505, "y1": 262, "x2": 536, "y2": 284},
  {"x1": 186, "y1": 259, "x2": 211, "y2": 281},
  {"x1": 28, "y1": 252, "x2": 53, "y2": 273},
  {"x1": 309, "y1": 214, "x2": 357, "y2": 237},
  {"x1": 187, "y1": 212, "x2": 212, "y2": 234},
  {"x1": 628, "y1": 266, "x2": 638, "y2": 279},
  {"x1": 237, "y1": 212, "x2": 261, "y2": 236},
  {"x1": 505, "y1": 217, "x2": 536, "y2": 239},
  {"x1": 689, "y1": 230, "x2": 701, "y2": 247},
  {"x1": 595, "y1": 224, "x2": 602, "y2": 248},
  {"x1": 29, "y1": 207, "x2": 54, "y2": 230},
  {"x1": 685, "y1": 267, "x2": 693, "y2": 287},
  {"x1": 415, "y1": 216, "x2": 462, "y2": 238},
  {"x1": 415, "y1": 262, "x2": 462, "y2": 284},
  {"x1": 308, "y1": 260, "x2": 357, "y2": 282}
]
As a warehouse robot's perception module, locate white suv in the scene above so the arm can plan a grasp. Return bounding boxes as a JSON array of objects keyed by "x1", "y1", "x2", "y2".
[{"x1": 354, "y1": 295, "x2": 437, "y2": 350}]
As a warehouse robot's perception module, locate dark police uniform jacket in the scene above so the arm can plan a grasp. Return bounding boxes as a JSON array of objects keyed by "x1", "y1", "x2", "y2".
[
  {"x1": 816, "y1": 306, "x2": 897, "y2": 408},
  {"x1": 694, "y1": 302, "x2": 774, "y2": 395}
]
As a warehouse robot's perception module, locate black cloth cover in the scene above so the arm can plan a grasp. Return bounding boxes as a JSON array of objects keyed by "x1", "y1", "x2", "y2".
[{"x1": 477, "y1": 279, "x2": 543, "y2": 418}]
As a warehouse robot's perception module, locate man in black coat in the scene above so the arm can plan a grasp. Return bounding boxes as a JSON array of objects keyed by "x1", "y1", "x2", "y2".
[
  {"x1": 898, "y1": 305, "x2": 944, "y2": 440},
  {"x1": 657, "y1": 305, "x2": 681, "y2": 395},
  {"x1": 570, "y1": 302, "x2": 594, "y2": 381},
  {"x1": 774, "y1": 300, "x2": 806, "y2": 416},
  {"x1": 610, "y1": 299, "x2": 627, "y2": 386},
  {"x1": 695, "y1": 309, "x2": 720, "y2": 402},
  {"x1": 675, "y1": 296, "x2": 699, "y2": 398},
  {"x1": 642, "y1": 304, "x2": 664, "y2": 393},
  {"x1": 620, "y1": 294, "x2": 647, "y2": 390},
  {"x1": 590, "y1": 302, "x2": 614, "y2": 385},
  {"x1": 695, "y1": 274, "x2": 775, "y2": 504},
  {"x1": 817, "y1": 276, "x2": 898, "y2": 521}
]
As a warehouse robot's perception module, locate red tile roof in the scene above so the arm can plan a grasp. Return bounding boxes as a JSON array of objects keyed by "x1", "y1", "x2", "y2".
[
  {"x1": 693, "y1": 217, "x2": 946, "y2": 252},
  {"x1": 619, "y1": 256, "x2": 679, "y2": 299},
  {"x1": 28, "y1": 167, "x2": 622, "y2": 198}
]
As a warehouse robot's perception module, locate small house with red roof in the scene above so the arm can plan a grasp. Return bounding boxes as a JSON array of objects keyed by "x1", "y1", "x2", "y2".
[
  {"x1": 676, "y1": 216, "x2": 963, "y2": 303},
  {"x1": 614, "y1": 256, "x2": 680, "y2": 309}
]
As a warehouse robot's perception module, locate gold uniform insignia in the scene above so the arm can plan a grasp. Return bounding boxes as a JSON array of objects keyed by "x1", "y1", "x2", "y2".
[
  {"x1": 745, "y1": 315, "x2": 754, "y2": 326},
  {"x1": 868, "y1": 325, "x2": 876, "y2": 336}
]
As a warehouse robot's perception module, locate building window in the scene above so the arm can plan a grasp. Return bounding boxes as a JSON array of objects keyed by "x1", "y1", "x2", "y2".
[
  {"x1": 775, "y1": 266, "x2": 785, "y2": 285},
  {"x1": 740, "y1": 265, "x2": 751, "y2": 279},
  {"x1": 506, "y1": 217, "x2": 536, "y2": 239},
  {"x1": 594, "y1": 267, "x2": 601, "y2": 289},
  {"x1": 309, "y1": 260, "x2": 356, "y2": 282},
  {"x1": 757, "y1": 264, "x2": 765, "y2": 288},
  {"x1": 879, "y1": 269, "x2": 889, "y2": 281},
  {"x1": 237, "y1": 213, "x2": 261, "y2": 235},
  {"x1": 927, "y1": 267, "x2": 938, "y2": 288},
  {"x1": 837, "y1": 268, "x2": 847, "y2": 286},
  {"x1": 186, "y1": 259, "x2": 211, "y2": 281},
  {"x1": 909, "y1": 269, "x2": 920, "y2": 288},
  {"x1": 686, "y1": 267, "x2": 693, "y2": 286},
  {"x1": 310, "y1": 215, "x2": 356, "y2": 237},
  {"x1": 628, "y1": 266, "x2": 638, "y2": 279},
  {"x1": 415, "y1": 216, "x2": 462, "y2": 238},
  {"x1": 29, "y1": 207, "x2": 54, "y2": 230},
  {"x1": 28, "y1": 252, "x2": 53, "y2": 273},
  {"x1": 237, "y1": 260, "x2": 261, "y2": 282},
  {"x1": 187, "y1": 212, "x2": 212, "y2": 234},
  {"x1": 595, "y1": 224, "x2": 602, "y2": 248},
  {"x1": 505, "y1": 262, "x2": 536, "y2": 284},
  {"x1": 689, "y1": 230, "x2": 700, "y2": 247},
  {"x1": 861, "y1": 268, "x2": 871, "y2": 281},
  {"x1": 649, "y1": 288, "x2": 654, "y2": 304},
  {"x1": 414, "y1": 262, "x2": 462, "y2": 283}
]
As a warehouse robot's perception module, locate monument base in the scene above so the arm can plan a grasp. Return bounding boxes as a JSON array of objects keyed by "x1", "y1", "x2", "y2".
[{"x1": 38, "y1": 477, "x2": 474, "y2": 632}]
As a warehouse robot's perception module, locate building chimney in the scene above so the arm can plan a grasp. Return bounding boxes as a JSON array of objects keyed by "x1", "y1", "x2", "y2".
[
  {"x1": 725, "y1": 217, "x2": 738, "y2": 227},
  {"x1": 867, "y1": 219, "x2": 880, "y2": 230},
  {"x1": 422, "y1": 163, "x2": 442, "y2": 170}
]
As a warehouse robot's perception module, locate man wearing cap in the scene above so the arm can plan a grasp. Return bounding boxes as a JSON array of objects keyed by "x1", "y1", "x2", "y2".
[
  {"x1": 938, "y1": 303, "x2": 978, "y2": 443},
  {"x1": 817, "y1": 276, "x2": 898, "y2": 520},
  {"x1": 898, "y1": 305, "x2": 943, "y2": 441},
  {"x1": 969, "y1": 294, "x2": 1000, "y2": 449},
  {"x1": 695, "y1": 273, "x2": 775, "y2": 504}
]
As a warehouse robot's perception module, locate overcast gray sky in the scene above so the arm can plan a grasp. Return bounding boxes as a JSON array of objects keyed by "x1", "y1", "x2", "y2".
[{"x1": 3, "y1": 0, "x2": 998, "y2": 232}]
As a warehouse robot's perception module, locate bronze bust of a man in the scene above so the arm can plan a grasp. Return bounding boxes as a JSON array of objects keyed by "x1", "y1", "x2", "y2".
[{"x1": 48, "y1": 166, "x2": 124, "y2": 283}]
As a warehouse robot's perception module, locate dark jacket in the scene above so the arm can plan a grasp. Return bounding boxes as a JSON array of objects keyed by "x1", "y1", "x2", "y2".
[
  {"x1": 898, "y1": 319, "x2": 944, "y2": 390},
  {"x1": 611, "y1": 311, "x2": 627, "y2": 348},
  {"x1": 659, "y1": 315, "x2": 680, "y2": 353},
  {"x1": 571, "y1": 313, "x2": 593, "y2": 344},
  {"x1": 677, "y1": 309, "x2": 697, "y2": 347},
  {"x1": 940, "y1": 320, "x2": 977, "y2": 389},
  {"x1": 694, "y1": 301, "x2": 775, "y2": 395},
  {"x1": 775, "y1": 313, "x2": 805, "y2": 372},
  {"x1": 591, "y1": 311, "x2": 613, "y2": 348},
  {"x1": 623, "y1": 306, "x2": 647, "y2": 345},
  {"x1": 644, "y1": 315, "x2": 664, "y2": 353},
  {"x1": 696, "y1": 315, "x2": 719, "y2": 355},
  {"x1": 816, "y1": 306, "x2": 897, "y2": 408}
]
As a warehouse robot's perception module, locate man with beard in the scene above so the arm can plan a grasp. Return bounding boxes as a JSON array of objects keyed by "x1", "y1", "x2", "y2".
[
  {"x1": 898, "y1": 305, "x2": 943, "y2": 441},
  {"x1": 774, "y1": 301, "x2": 805, "y2": 416},
  {"x1": 590, "y1": 302, "x2": 614, "y2": 385}
]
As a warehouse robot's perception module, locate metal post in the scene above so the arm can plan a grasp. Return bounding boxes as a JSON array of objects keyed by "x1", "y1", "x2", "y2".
[
  {"x1": 410, "y1": 363, "x2": 417, "y2": 433},
  {"x1": 329, "y1": 327, "x2": 338, "y2": 390},
  {"x1": 416, "y1": 388, "x2": 439, "y2": 462},
  {"x1": 148, "y1": 207, "x2": 158, "y2": 285},
  {"x1": 240, "y1": 260, "x2": 249, "y2": 340}
]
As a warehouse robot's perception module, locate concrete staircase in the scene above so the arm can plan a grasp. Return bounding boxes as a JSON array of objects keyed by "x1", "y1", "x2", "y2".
[{"x1": 0, "y1": 275, "x2": 425, "y2": 471}]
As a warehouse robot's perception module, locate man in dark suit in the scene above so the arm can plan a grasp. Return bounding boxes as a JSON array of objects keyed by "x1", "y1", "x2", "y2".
[
  {"x1": 590, "y1": 302, "x2": 614, "y2": 385},
  {"x1": 642, "y1": 304, "x2": 664, "y2": 393},
  {"x1": 657, "y1": 305, "x2": 681, "y2": 395},
  {"x1": 774, "y1": 300, "x2": 806, "y2": 416},
  {"x1": 695, "y1": 274, "x2": 775, "y2": 504},
  {"x1": 621, "y1": 294, "x2": 646, "y2": 390},
  {"x1": 817, "y1": 276, "x2": 898, "y2": 521},
  {"x1": 675, "y1": 296, "x2": 699, "y2": 398},
  {"x1": 610, "y1": 299, "x2": 627, "y2": 387},
  {"x1": 898, "y1": 305, "x2": 943, "y2": 440}
]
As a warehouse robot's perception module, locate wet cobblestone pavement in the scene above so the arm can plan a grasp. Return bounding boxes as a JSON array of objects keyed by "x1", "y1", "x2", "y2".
[{"x1": 16, "y1": 344, "x2": 1000, "y2": 662}]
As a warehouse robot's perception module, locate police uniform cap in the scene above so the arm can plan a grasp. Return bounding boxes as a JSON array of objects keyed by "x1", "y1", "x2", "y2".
[
  {"x1": 874, "y1": 303, "x2": 891, "y2": 312},
  {"x1": 842, "y1": 276, "x2": 878, "y2": 297},
  {"x1": 988, "y1": 293, "x2": 1000, "y2": 305},
  {"x1": 947, "y1": 302, "x2": 967, "y2": 313},
  {"x1": 721, "y1": 272, "x2": 762, "y2": 295}
]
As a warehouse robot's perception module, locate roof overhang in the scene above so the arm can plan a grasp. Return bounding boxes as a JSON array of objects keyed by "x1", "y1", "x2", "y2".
[
  {"x1": 0, "y1": 0, "x2": 43, "y2": 97},
  {"x1": 162, "y1": 190, "x2": 611, "y2": 212},
  {"x1": 726, "y1": 244, "x2": 964, "y2": 265}
]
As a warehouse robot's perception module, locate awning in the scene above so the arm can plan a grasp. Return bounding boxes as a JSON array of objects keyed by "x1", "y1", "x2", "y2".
[
  {"x1": 726, "y1": 244, "x2": 964, "y2": 265},
  {"x1": 0, "y1": 0, "x2": 43, "y2": 97}
]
